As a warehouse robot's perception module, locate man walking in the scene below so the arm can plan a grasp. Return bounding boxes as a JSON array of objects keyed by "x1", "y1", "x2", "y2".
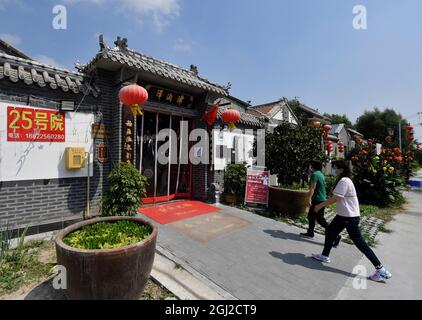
[{"x1": 300, "y1": 161, "x2": 330, "y2": 239}]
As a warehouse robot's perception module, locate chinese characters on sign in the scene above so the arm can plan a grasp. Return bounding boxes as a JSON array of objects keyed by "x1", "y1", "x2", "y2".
[
  {"x1": 121, "y1": 106, "x2": 135, "y2": 164},
  {"x1": 245, "y1": 170, "x2": 270, "y2": 206},
  {"x1": 146, "y1": 85, "x2": 194, "y2": 108},
  {"x1": 7, "y1": 106, "x2": 65, "y2": 142}
]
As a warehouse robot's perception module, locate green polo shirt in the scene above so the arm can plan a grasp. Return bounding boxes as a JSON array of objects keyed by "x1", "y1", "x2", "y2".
[{"x1": 310, "y1": 171, "x2": 327, "y2": 202}]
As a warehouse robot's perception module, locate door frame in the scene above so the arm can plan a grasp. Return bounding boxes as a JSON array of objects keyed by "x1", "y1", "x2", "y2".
[{"x1": 139, "y1": 111, "x2": 193, "y2": 205}]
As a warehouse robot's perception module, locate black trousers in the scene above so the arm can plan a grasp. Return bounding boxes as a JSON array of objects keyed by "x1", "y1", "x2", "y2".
[
  {"x1": 322, "y1": 215, "x2": 382, "y2": 268},
  {"x1": 307, "y1": 201, "x2": 329, "y2": 236}
]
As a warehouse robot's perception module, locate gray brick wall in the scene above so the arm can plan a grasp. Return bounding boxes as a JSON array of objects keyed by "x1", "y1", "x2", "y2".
[{"x1": 0, "y1": 69, "x2": 115, "y2": 230}]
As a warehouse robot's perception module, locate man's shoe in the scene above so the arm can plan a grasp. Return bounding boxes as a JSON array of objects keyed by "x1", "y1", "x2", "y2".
[
  {"x1": 300, "y1": 232, "x2": 314, "y2": 239},
  {"x1": 312, "y1": 253, "x2": 331, "y2": 263},
  {"x1": 333, "y1": 235, "x2": 342, "y2": 248}
]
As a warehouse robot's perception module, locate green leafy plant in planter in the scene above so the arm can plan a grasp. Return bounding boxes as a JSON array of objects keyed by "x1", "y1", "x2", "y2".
[
  {"x1": 223, "y1": 163, "x2": 247, "y2": 205},
  {"x1": 101, "y1": 162, "x2": 148, "y2": 217},
  {"x1": 265, "y1": 121, "x2": 326, "y2": 217},
  {"x1": 63, "y1": 220, "x2": 151, "y2": 250}
]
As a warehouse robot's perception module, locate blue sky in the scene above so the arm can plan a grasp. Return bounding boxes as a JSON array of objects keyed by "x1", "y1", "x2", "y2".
[{"x1": 1, "y1": 0, "x2": 422, "y2": 139}]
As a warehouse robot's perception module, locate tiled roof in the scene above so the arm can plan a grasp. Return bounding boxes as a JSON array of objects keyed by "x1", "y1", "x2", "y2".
[
  {"x1": 347, "y1": 128, "x2": 364, "y2": 137},
  {"x1": 0, "y1": 52, "x2": 100, "y2": 97},
  {"x1": 217, "y1": 106, "x2": 264, "y2": 127},
  {"x1": 82, "y1": 45, "x2": 228, "y2": 96}
]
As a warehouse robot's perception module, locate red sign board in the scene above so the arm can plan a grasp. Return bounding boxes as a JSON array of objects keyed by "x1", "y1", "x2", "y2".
[
  {"x1": 7, "y1": 106, "x2": 65, "y2": 142},
  {"x1": 245, "y1": 169, "x2": 270, "y2": 206}
]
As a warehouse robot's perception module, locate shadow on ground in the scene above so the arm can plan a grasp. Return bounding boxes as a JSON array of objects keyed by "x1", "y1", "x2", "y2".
[
  {"x1": 269, "y1": 251, "x2": 366, "y2": 280},
  {"x1": 24, "y1": 278, "x2": 66, "y2": 300},
  {"x1": 263, "y1": 229, "x2": 324, "y2": 247}
]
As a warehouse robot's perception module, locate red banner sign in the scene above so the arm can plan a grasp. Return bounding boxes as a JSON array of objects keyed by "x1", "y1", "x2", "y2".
[
  {"x1": 245, "y1": 169, "x2": 270, "y2": 205},
  {"x1": 7, "y1": 106, "x2": 65, "y2": 142}
]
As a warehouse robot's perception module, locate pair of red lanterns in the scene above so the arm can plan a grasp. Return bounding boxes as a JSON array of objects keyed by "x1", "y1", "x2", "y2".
[
  {"x1": 119, "y1": 84, "x2": 241, "y2": 129},
  {"x1": 338, "y1": 142, "x2": 345, "y2": 153},
  {"x1": 406, "y1": 124, "x2": 414, "y2": 142}
]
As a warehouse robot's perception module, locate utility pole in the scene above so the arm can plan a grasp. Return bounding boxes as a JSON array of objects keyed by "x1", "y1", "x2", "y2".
[{"x1": 399, "y1": 121, "x2": 402, "y2": 151}]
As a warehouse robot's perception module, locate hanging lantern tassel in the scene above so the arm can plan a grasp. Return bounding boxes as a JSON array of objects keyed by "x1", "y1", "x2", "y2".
[
  {"x1": 130, "y1": 104, "x2": 143, "y2": 116},
  {"x1": 227, "y1": 122, "x2": 237, "y2": 130}
]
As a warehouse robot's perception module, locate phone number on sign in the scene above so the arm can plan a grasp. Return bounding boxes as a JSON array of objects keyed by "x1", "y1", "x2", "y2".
[{"x1": 25, "y1": 133, "x2": 65, "y2": 140}]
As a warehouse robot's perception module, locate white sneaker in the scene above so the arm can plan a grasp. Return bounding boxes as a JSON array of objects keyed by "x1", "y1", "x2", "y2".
[{"x1": 312, "y1": 253, "x2": 331, "y2": 263}]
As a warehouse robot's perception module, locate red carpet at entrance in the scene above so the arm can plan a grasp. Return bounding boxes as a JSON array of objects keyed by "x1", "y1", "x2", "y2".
[{"x1": 138, "y1": 200, "x2": 220, "y2": 225}]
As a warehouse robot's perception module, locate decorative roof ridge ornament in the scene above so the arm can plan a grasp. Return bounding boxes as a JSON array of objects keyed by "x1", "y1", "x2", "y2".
[
  {"x1": 114, "y1": 36, "x2": 128, "y2": 51},
  {"x1": 223, "y1": 82, "x2": 232, "y2": 91},
  {"x1": 190, "y1": 64, "x2": 198, "y2": 75},
  {"x1": 98, "y1": 34, "x2": 110, "y2": 52}
]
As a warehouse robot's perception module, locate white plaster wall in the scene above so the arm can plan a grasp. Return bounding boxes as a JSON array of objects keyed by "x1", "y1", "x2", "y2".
[{"x1": 0, "y1": 103, "x2": 94, "y2": 182}]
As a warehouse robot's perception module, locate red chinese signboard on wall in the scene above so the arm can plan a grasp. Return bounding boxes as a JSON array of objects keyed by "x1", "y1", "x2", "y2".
[
  {"x1": 7, "y1": 106, "x2": 66, "y2": 142},
  {"x1": 245, "y1": 169, "x2": 270, "y2": 206}
]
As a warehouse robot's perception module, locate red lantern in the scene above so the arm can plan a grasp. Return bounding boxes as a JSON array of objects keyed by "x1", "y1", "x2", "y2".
[
  {"x1": 338, "y1": 142, "x2": 345, "y2": 153},
  {"x1": 385, "y1": 136, "x2": 392, "y2": 142},
  {"x1": 323, "y1": 124, "x2": 332, "y2": 132},
  {"x1": 327, "y1": 141, "x2": 333, "y2": 153},
  {"x1": 221, "y1": 109, "x2": 241, "y2": 130},
  {"x1": 323, "y1": 132, "x2": 328, "y2": 139},
  {"x1": 119, "y1": 84, "x2": 148, "y2": 116}
]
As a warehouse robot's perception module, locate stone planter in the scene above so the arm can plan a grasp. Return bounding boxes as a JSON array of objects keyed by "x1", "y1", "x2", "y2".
[
  {"x1": 223, "y1": 193, "x2": 239, "y2": 205},
  {"x1": 55, "y1": 216, "x2": 157, "y2": 300},
  {"x1": 269, "y1": 187, "x2": 309, "y2": 218}
]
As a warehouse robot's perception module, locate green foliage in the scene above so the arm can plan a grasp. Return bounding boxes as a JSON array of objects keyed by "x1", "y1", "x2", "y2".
[
  {"x1": 265, "y1": 121, "x2": 326, "y2": 187},
  {"x1": 223, "y1": 163, "x2": 247, "y2": 197},
  {"x1": 355, "y1": 108, "x2": 408, "y2": 148},
  {"x1": 325, "y1": 175, "x2": 337, "y2": 196},
  {"x1": 63, "y1": 221, "x2": 152, "y2": 250},
  {"x1": 416, "y1": 150, "x2": 422, "y2": 166},
  {"x1": 349, "y1": 141, "x2": 408, "y2": 207},
  {"x1": 0, "y1": 228, "x2": 54, "y2": 295},
  {"x1": 101, "y1": 162, "x2": 148, "y2": 217},
  {"x1": 359, "y1": 204, "x2": 379, "y2": 217},
  {"x1": 324, "y1": 113, "x2": 353, "y2": 127}
]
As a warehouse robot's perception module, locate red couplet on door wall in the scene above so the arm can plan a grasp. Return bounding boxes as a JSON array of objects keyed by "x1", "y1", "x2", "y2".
[{"x1": 245, "y1": 169, "x2": 270, "y2": 206}]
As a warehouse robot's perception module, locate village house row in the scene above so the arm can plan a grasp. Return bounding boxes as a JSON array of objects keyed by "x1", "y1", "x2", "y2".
[{"x1": 0, "y1": 36, "x2": 360, "y2": 234}]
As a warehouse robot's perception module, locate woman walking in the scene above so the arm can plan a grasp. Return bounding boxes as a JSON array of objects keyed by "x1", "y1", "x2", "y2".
[{"x1": 311, "y1": 160, "x2": 392, "y2": 282}]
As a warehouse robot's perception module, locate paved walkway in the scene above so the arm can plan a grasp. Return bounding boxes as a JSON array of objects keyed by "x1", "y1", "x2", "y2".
[
  {"x1": 142, "y1": 205, "x2": 365, "y2": 300},
  {"x1": 142, "y1": 172, "x2": 422, "y2": 300}
]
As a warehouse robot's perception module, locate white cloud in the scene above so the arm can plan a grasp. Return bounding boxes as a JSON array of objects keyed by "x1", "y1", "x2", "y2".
[
  {"x1": 0, "y1": 34, "x2": 22, "y2": 46},
  {"x1": 174, "y1": 39, "x2": 193, "y2": 53},
  {"x1": 33, "y1": 55, "x2": 65, "y2": 69},
  {"x1": 63, "y1": 0, "x2": 180, "y2": 31}
]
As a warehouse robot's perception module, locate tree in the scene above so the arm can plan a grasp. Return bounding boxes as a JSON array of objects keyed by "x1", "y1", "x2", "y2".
[
  {"x1": 355, "y1": 108, "x2": 408, "y2": 147},
  {"x1": 265, "y1": 122, "x2": 326, "y2": 187},
  {"x1": 324, "y1": 113, "x2": 353, "y2": 127}
]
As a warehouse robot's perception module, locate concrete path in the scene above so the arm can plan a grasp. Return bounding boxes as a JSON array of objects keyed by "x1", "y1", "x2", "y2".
[
  {"x1": 144, "y1": 205, "x2": 364, "y2": 300},
  {"x1": 336, "y1": 174, "x2": 422, "y2": 299}
]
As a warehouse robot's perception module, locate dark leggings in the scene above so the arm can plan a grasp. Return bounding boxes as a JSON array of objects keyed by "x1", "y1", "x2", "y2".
[
  {"x1": 322, "y1": 215, "x2": 382, "y2": 268},
  {"x1": 307, "y1": 201, "x2": 329, "y2": 236}
]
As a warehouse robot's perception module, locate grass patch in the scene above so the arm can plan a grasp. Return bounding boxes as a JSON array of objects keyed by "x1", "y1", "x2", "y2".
[
  {"x1": 63, "y1": 221, "x2": 152, "y2": 250},
  {"x1": 0, "y1": 240, "x2": 56, "y2": 295}
]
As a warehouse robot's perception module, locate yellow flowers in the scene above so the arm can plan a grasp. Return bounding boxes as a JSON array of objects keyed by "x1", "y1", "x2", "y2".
[{"x1": 389, "y1": 167, "x2": 395, "y2": 174}]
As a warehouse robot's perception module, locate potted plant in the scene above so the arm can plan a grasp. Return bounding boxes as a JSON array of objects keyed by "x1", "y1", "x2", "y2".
[
  {"x1": 55, "y1": 162, "x2": 153, "y2": 300},
  {"x1": 265, "y1": 121, "x2": 325, "y2": 218},
  {"x1": 223, "y1": 163, "x2": 247, "y2": 205}
]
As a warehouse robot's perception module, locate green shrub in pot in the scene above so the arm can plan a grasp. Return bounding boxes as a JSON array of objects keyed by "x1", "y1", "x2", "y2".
[
  {"x1": 223, "y1": 162, "x2": 247, "y2": 204},
  {"x1": 101, "y1": 162, "x2": 148, "y2": 217}
]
